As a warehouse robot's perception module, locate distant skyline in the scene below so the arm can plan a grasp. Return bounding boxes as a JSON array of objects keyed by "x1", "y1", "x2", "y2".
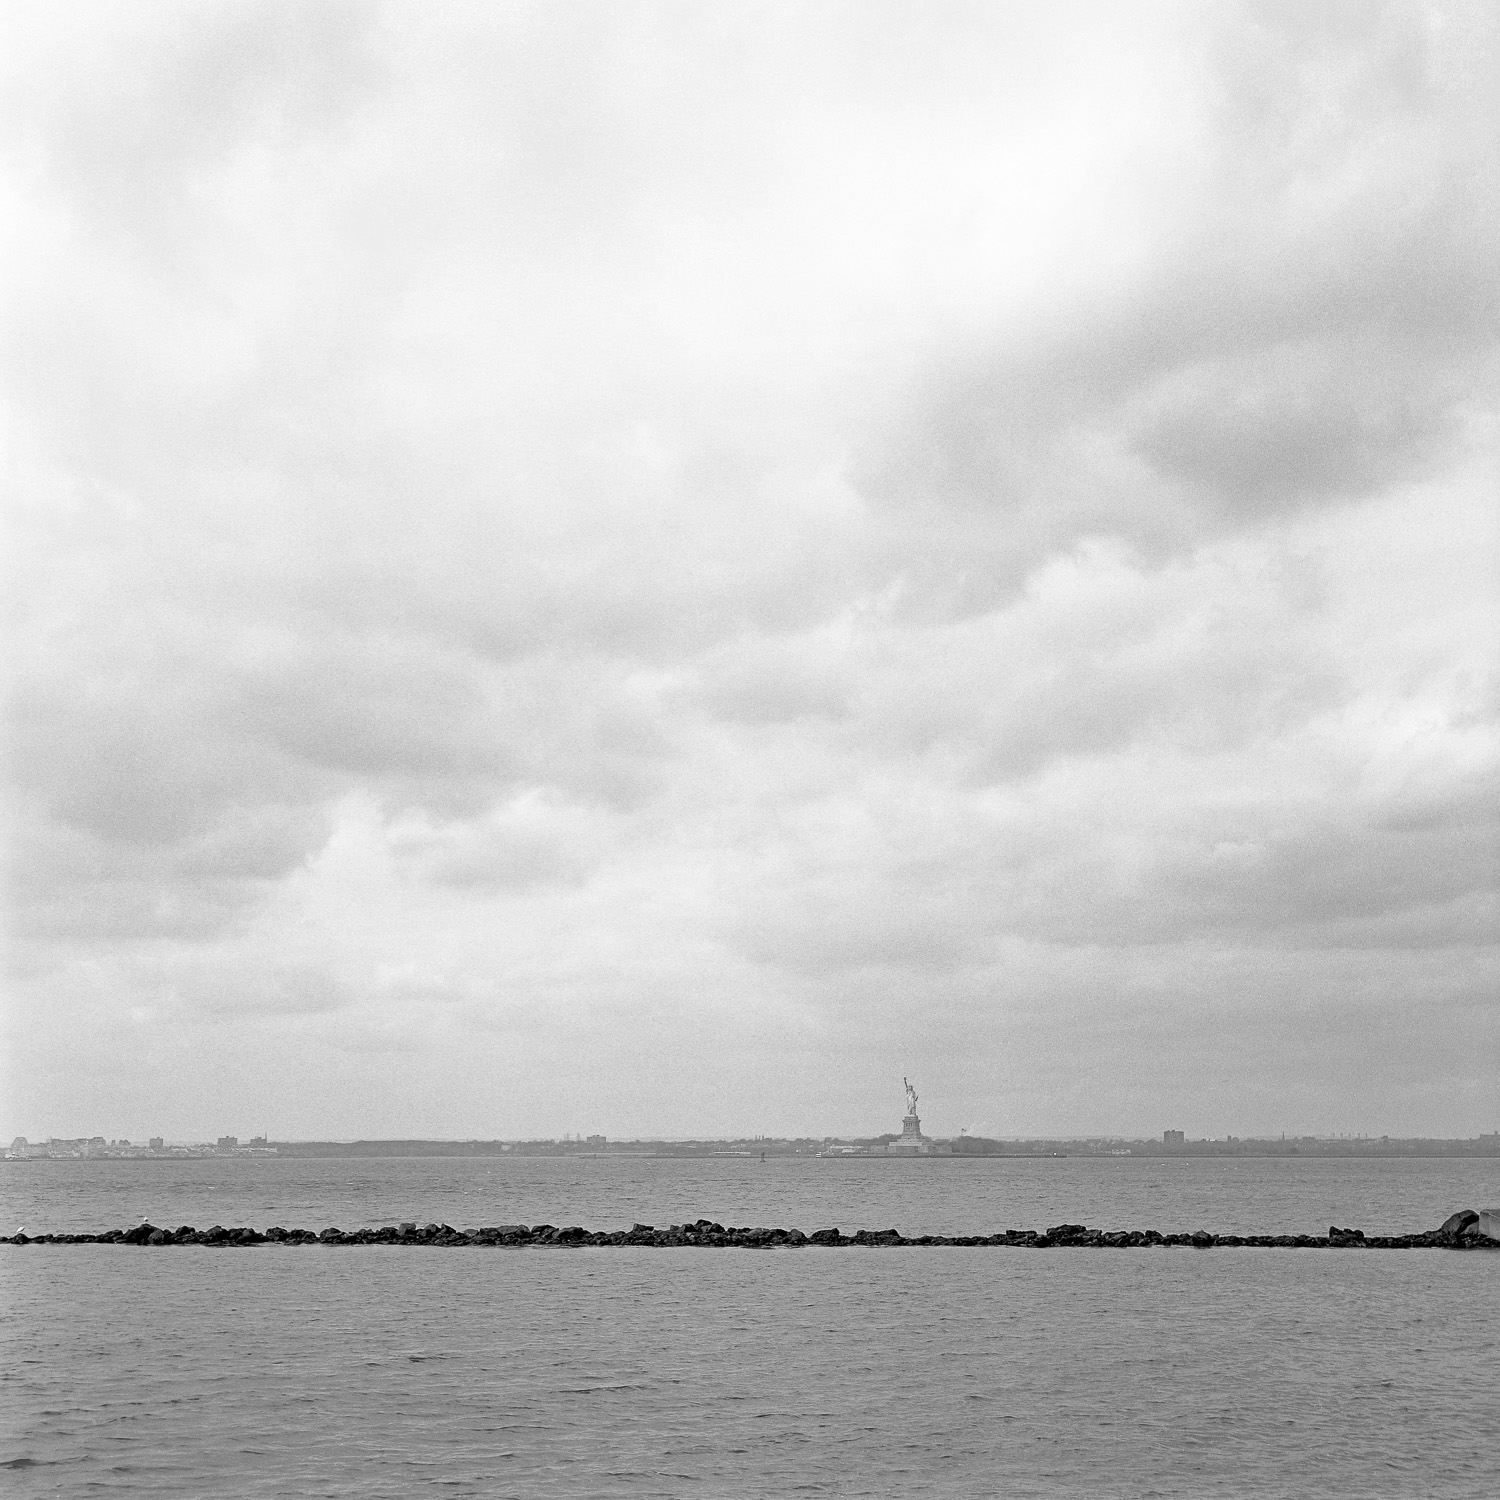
[
  {"x1": 5, "y1": 4, "x2": 1498, "y2": 1143},
  {"x1": 10, "y1": 1126, "x2": 1497, "y2": 1147}
]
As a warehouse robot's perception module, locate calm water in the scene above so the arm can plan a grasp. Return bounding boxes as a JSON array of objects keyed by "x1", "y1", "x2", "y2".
[
  {"x1": 4, "y1": 1158, "x2": 1496, "y2": 1497},
  {"x1": 3, "y1": 1152, "x2": 1496, "y2": 1238}
]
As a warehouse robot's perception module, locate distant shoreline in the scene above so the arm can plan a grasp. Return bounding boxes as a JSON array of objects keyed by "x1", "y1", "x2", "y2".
[{"x1": 6, "y1": 1139, "x2": 1496, "y2": 1161}]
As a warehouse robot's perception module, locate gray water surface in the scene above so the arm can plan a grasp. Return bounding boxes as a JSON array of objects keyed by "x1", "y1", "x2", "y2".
[
  {"x1": 5, "y1": 1156, "x2": 1496, "y2": 1497},
  {"x1": 4, "y1": 1247, "x2": 1496, "y2": 1498},
  {"x1": 4, "y1": 1152, "x2": 1495, "y2": 1238}
]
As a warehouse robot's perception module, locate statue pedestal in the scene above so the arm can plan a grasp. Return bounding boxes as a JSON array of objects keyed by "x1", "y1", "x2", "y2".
[{"x1": 886, "y1": 1113, "x2": 931, "y2": 1155}]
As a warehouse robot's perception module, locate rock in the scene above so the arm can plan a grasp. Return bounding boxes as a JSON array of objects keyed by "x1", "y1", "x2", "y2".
[
  {"x1": 12, "y1": 1210, "x2": 1498, "y2": 1250},
  {"x1": 1438, "y1": 1210, "x2": 1479, "y2": 1239}
]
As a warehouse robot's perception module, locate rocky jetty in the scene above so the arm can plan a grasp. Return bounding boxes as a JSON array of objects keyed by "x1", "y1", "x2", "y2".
[{"x1": 4, "y1": 1210, "x2": 1497, "y2": 1249}]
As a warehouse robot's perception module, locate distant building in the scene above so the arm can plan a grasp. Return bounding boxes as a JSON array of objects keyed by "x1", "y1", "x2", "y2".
[
  {"x1": 149, "y1": 1137, "x2": 164, "y2": 1150},
  {"x1": 586, "y1": 1134, "x2": 607, "y2": 1147},
  {"x1": 217, "y1": 1136, "x2": 239, "y2": 1149},
  {"x1": 1163, "y1": 1130, "x2": 1185, "y2": 1146}
]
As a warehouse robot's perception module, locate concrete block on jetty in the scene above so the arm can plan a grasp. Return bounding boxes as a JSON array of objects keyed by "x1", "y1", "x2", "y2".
[{"x1": 5, "y1": 1210, "x2": 1499, "y2": 1249}]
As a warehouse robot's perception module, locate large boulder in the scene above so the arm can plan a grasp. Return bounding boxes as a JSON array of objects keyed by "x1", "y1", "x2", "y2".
[
  {"x1": 1458, "y1": 1213, "x2": 1498, "y2": 1248},
  {"x1": 1045, "y1": 1223, "x2": 1088, "y2": 1242},
  {"x1": 1438, "y1": 1210, "x2": 1478, "y2": 1239}
]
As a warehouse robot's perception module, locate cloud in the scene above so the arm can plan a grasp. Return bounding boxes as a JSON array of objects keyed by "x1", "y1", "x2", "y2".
[
  {"x1": 386, "y1": 793, "x2": 598, "y2": 891},
  {"x1": 4, "y1": 1, "x2": 1497, "y2": 1140},
  {"x1": 154, "y1": 959, "x2": 356, "y2": 1020}
]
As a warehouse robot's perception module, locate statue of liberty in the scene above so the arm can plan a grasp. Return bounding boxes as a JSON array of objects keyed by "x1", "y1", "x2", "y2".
[{"x1": 888, "y1": 1076, "x2": 928, "y2": 1152}]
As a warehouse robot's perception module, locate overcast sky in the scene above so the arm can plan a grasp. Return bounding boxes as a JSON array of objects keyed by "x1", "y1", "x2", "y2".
[{"x1": 5, "y1": 1, "x2": 1497, "y2": 1143}]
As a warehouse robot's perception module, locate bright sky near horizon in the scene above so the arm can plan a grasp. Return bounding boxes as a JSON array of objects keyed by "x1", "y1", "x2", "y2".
[{"x1": 5, "y1": 1, "x2": 1497, "y2": 1143}]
